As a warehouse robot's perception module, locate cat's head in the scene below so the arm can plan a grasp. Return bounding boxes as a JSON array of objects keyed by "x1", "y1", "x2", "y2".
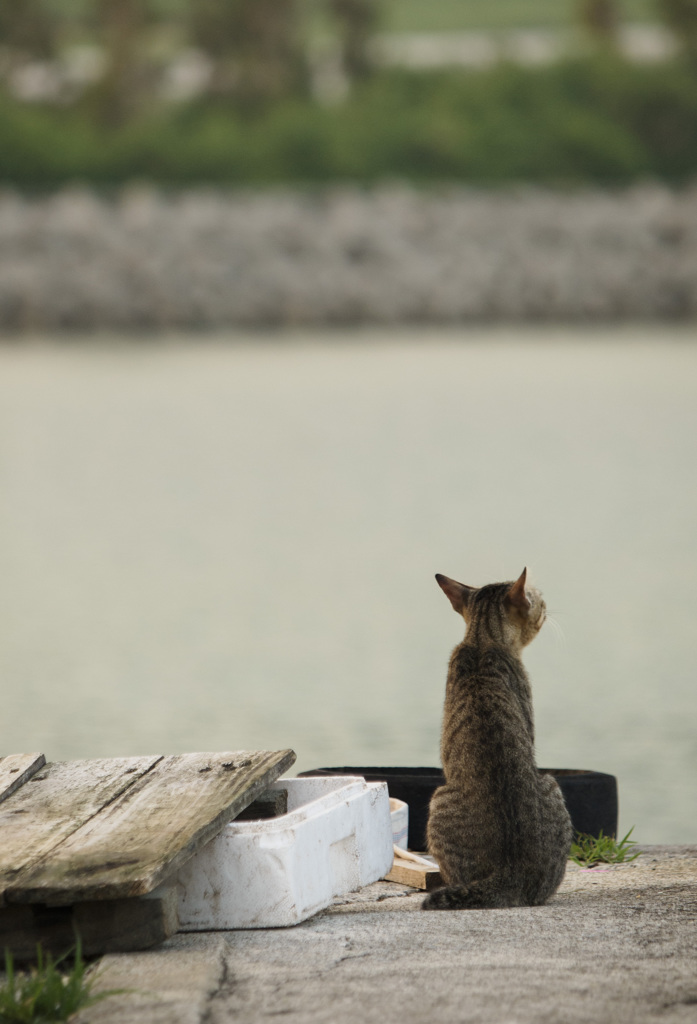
[{"x1": 435, "y1": 568, "x2": 546, "y2": 650}]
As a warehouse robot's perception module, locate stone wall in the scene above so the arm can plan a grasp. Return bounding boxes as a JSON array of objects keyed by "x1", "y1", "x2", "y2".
[{"x1": 1, "y1": 184, "x2": 696, "y2": 330}]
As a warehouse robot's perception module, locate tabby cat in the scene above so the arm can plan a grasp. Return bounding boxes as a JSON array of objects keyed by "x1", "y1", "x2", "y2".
[{"x1": 423, "y1": 568, "x2": 572, "y2": 910}]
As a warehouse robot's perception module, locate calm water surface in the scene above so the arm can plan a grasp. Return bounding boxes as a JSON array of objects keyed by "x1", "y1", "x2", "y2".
[{"x1": 1, "y1": 327, "x2": 696, "y2": 843}]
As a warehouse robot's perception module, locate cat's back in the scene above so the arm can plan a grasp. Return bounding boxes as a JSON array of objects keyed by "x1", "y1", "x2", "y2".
[
  {"x1": 446, "y1": 640, "x2": 529, "y2": 700},
  {"x1": 442, "y1": 640, "x2": 535, "y2": 774}
]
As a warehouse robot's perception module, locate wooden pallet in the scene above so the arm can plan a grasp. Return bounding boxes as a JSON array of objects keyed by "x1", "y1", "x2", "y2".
[{"x1": 0, "y1": 748, "x2": 295, "y2": 957}]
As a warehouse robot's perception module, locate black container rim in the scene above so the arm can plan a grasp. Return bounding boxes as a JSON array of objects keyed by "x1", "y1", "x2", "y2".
[{"x1": 298, "y1": 766, "x2": 617, "y2": 781}]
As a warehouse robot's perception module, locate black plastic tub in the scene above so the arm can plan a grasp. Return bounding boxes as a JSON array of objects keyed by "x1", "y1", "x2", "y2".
[{"x1": 298, "y1": 766, "x2": 618, "y2": 851}]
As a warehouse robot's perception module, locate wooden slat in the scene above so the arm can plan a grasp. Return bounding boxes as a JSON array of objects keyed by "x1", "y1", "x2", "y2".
[
  {"x1": 385, "y1": 857, "x2": 443, "y2": 891},
  {"x1": 0, "y1": 753, "x2": 46, "y2": 804},
  {"x1": 0, "y1": 888, "x2": 179, "y2": 960},
  {"x1": 7, "y1": 748, "x2": 296, "y2": 906},
  {"x1": 0, "y1": 756, "x2": 163, "y2": 907}
]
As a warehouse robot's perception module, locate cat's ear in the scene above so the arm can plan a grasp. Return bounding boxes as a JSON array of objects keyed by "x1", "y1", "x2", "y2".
[
  {"x1": 507, "y1": 568, "x2": 531, "y2": 612},
  {"x1": 435, "y1": 574, "x2": 476, "y2": 614}
]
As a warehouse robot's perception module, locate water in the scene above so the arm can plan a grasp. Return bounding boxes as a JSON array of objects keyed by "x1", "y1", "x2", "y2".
[{"x1": 1, "y1": 326, "x2": 696, "y2": 844}]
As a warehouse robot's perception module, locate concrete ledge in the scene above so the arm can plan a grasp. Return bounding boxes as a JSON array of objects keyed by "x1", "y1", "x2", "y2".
[{"x1": 76, "y1": 845, "x2": 697, "y2": 1023}]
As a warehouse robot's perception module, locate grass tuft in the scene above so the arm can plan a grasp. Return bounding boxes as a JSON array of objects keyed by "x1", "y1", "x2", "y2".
[
  {"x1": 0, "y1": 938, "x2": 123, "y2": 1023},
  {"x1": 570, "y1": 827, "x2": 640, "y2": 868}
]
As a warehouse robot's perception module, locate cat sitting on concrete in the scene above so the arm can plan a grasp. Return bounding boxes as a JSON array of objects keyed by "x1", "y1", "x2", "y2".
[{"x1": 424, "y1": 568, "x2": 572, "y2": 910}]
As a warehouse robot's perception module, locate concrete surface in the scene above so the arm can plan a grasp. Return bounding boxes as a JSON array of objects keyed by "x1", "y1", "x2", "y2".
[{"x1": 72, "y1": 845, "x2": 697, "y2": 1023}]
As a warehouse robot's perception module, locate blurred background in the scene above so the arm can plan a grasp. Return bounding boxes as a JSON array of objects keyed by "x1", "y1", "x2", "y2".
[{"x1": 1, "y1": 1, "x2": 696, "y2": 844}]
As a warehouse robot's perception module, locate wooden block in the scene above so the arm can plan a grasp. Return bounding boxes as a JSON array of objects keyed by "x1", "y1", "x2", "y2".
[
  {"x1": 385, "y1": 857, "x2": 443, "y2": 891},
  {"x1": 0, "y1": 887, "x2": 179, "y2": 961},
  {"x1": 6, "y1": 749, "x2": 296, "y2": 906},
  {"x1": 0, "y1": 756, "x2": 162, "y2": 907},
  {"x1": 235, "y1": 788, "x2": 288, "y2": 820},
  {"x1": 0, "y1": 753, "x2": 46, "y2": 805}
]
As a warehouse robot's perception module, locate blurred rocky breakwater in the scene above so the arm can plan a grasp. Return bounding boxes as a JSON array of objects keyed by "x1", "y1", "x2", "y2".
[{"x1": 1, "y1": 184, "x2": 696, "y2": 329}]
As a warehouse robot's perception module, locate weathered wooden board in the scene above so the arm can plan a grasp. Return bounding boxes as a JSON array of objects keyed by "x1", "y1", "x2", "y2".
[
  {"x1": 0, "y1": 756, "x2": 163, "y2": 907},
  {"x1": 0, "y1": 753, "x2": 45, "y2": 804},
  {"x1": 0, "y1": 887, "x2": 178, "y2": 960},
  {"x1": 7, "y1": 749, "x2": 296, "y2": 906},
  {"x1": 385, "y1": 858, "x2": 443, "y2": 891}
]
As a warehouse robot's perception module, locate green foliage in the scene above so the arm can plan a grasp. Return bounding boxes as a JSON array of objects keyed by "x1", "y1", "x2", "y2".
[
  {"x1": 0, "y1": 940, "x2": 122, "y2": 1024},
  {"x1": 379, "y1": 0, "x2": 654, "y2": 32},
  {"x1": 570, "y1": 827, "x2": 640, "y2": 868},
  {"x1": 0, "y1": 0, "x2": 659, "y2": 44},
  {"x1": 3, "y1": 56, "x2": 697, "y2": 187},
  {"x1": 656, "y1": 0, "x2": 697, "y2": 54},
  {"x1": 0, "y1": 0, "x2": 60, "y2": 57}
]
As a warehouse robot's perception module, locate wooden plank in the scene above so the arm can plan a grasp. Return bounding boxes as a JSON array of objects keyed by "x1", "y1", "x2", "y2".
[
  {"x1": 0, "y1": 753, "x2": 46, "y2": 804},
  {"x1": 0, "y1": 756, "x2": 163, "y2": 907},
  {"x1": 0, "y1": 888, "x2": 178, "y2": 960},
  {"x1": 7, "y1": 748, "x2": 296, "y2": 906},
  {"x1": 385, "y1": 857, "x2": 443, "y2": 891}
]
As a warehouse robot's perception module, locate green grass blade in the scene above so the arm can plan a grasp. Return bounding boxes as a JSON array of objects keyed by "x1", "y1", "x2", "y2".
[
  {"x1": 569, "y1": 826, "x2": 640, "y2": 868},
  {"x1": 0, "y1": 935, "x2": 130, "y2": 1023}
]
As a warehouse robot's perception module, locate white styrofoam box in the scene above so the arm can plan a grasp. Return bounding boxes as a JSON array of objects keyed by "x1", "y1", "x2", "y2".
[
  {"x1": 175, "y1": 775, "x2": 393, "y2": 929},
  {"x1": 390, "y1": 797, "x2": 408, "y2": 850}
]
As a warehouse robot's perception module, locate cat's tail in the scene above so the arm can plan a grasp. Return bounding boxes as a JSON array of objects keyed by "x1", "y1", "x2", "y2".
[{"x1": 422, "y1": 880, "x2": 511, "y2": 910}]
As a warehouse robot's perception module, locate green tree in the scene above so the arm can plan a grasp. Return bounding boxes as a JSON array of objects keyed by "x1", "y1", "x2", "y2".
[
  {"x1": 656, "y1": 0, "x2": 697, "y2": 60},
  {"x1": 87, "y1": 0, "x2": 149, "y2": 125},
  {"x1": 190, "y1": 0, "x2": 307, "y2": 110},
  {"x1": 329, "y1": 0, "x2": 379, "y2": 81},
  {"x1": 0, "y1": 0, "x2": 60, "y2": 58},
  {"x1": 577, "y1": 0, "x2": 620, "y2": 44}
]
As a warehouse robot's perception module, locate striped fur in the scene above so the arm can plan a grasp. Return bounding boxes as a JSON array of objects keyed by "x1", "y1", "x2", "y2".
[{"x1": 423, "y1": 569, "x2": 572, "y2": 911}]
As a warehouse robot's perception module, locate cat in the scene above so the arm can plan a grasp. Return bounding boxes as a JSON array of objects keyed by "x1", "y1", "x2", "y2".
[{"x1": 423, "y1": 568, "x2": 572, "y2": 910}]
